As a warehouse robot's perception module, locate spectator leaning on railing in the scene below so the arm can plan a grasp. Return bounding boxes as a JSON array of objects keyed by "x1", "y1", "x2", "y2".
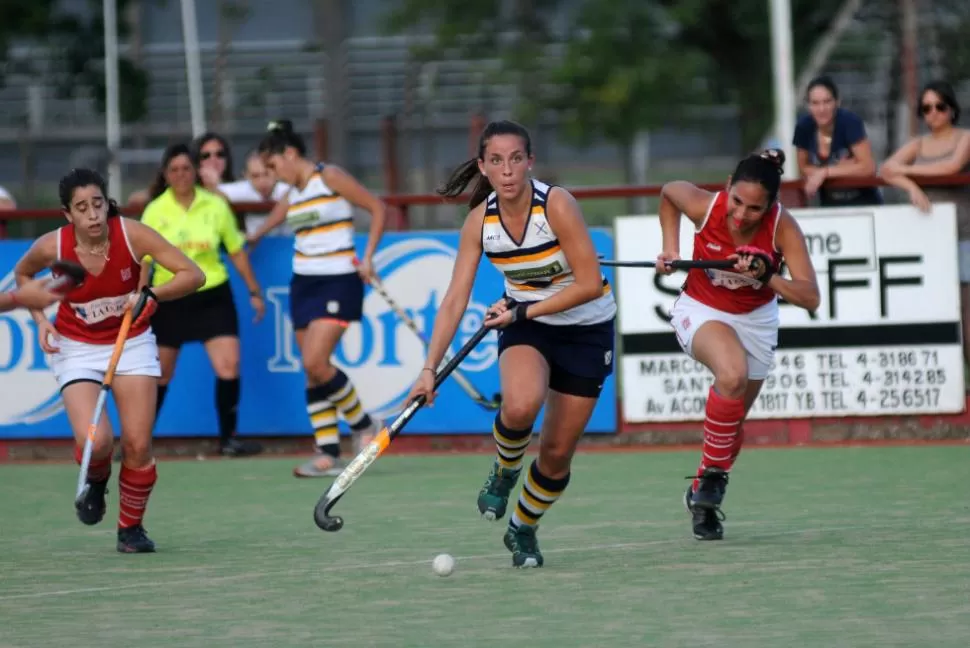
[
  {"x1": 880, "y1": 80, "x2": 970, "y2": 370},
  {"x1": 792, "y1": 75, "x2": 882, "y2": 207}
]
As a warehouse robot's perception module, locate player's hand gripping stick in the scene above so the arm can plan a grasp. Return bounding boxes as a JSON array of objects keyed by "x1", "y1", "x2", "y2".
[{"x1": 313, "y1": 303, "x2": 505, "y2": 532}]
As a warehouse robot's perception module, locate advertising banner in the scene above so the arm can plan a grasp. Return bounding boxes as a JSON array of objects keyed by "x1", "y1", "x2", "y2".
[
  {"x1": 614, "y1": 203, "x2": 964, "y2": 422},
  {"x1": 0, "y1": 229, "x2": 617, "y2": 438}
]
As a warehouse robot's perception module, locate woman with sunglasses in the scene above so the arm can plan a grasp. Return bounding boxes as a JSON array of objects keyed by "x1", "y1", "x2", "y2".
[
  {"x1": 792, "y1": 75, "x2": 881, "y2": 206},
  {"x1": 881, "y1": 80, "x2": 970, "y2": 366}
]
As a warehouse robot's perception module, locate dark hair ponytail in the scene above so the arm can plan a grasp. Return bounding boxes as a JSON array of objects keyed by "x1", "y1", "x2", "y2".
[
  {"x1": 258, "y1": 118, "x2": 307, "y2": 156},
  {"x1": 438, "y1": 158, "x2": 493, "y2": 208},
  {"x1": 437, "y1": 119, "x2": 533, "y2": 208},
  {"x1": 730, "y1": 148, "x2": 785, "y2": 204}
]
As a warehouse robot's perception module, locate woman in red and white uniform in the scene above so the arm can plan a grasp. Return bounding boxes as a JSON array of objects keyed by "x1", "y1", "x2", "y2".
[
  {"x1": 14, "y1": 168, "x2": 204, "y2": 553},
  {"x1": 656, "y1": 150, "x2": 820, "y2": 542}
]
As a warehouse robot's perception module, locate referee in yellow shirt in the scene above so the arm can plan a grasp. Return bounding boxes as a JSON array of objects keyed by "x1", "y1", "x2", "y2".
[{"x1": 141, "y1": 143, "x2": 265, "y2": 457}]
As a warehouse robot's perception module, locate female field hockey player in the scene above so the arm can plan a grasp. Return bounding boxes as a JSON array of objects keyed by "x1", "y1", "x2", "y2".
[
  {"x1": 250, "y1": 119, "x2": 386, "y2": 477},
  {"x1": 14, "y1": 168, "x2": 204, "y2": 553},
  {"x1": 408, "y1": 120, "x2": 617, "y2": 569},
  {"x1": 141, "y1": 143, "x2": 265, "y2": 458},
  {"x1": 657, "y1": 149, "x2": 820, "y2": 541}
]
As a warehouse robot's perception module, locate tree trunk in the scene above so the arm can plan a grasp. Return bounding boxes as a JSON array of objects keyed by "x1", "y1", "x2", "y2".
[{"x1": 314, "y1": 0, "x2": 347, "y2": 165}]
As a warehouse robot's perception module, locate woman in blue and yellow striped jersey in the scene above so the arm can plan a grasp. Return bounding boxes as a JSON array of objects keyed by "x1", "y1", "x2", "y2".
[
  {"x1": 408, "y1": 120, "x2": 617, "y2": 569},
  {"x1": 249, "y1": 120, "x2": 386, "y2": 478}
]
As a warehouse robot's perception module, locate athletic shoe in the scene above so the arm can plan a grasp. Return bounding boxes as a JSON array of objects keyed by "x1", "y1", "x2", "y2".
[
  {"x1": 477, "y1": 461, "x2": 522, "y2": 521},
  {"x1": 293, "y1": 455, "x2": 347, "y2": 478},
  {"x1": 117, "y1": 525, "x2": 156, "y2": 553},
  {"x1": 75, "y1": 478, "x2": 108, "y2": 526},
  {"x1": 504, "y1": 525, "x2": 543, "y2": 568}
]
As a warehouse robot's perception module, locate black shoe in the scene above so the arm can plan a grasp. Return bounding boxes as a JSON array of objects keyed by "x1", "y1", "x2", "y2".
[
  {"x1": 117, "y1": 525, "x2": 156, "y2": 553},
  {"x1": 691, "y1": 506, "x2": 725, "y2": 541},
  {"x1": 685, "y1": 467, "x2": 729, "y2": 541},
  {"x1": 691, "y1": 467, "x2": 729, "y2": 510},
  {"x1": 219, "y1": 438, "x2": 263, "y2": 457},
  {"x1": 75, "y1": 478, "x2": 108, "y2": 526}
]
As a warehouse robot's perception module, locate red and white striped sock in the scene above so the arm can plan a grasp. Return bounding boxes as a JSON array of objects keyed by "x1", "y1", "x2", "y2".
[
  {"x1": 73, "y1": 445, "x2": 112, "y2": 483},
  {"x1": 118, "y1": 462, "x2": 157, "y2": 529},
  {"x1": 692, "y1": 387, "x2": 745, "y2": 491}
]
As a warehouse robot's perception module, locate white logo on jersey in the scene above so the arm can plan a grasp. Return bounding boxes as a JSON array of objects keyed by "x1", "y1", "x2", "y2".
[
  {"x1": 706, "y1": 242, "x2": 722, "y2": 251},
  {"x1": 121, "y1": 267, "x2": 132, "y2": 282},
  {"x1": 604, "y1": 350, "x2": 613, "y2": 365},
  {"x1": 70, "y1": 295, "x2": 129, "y2": 325}
]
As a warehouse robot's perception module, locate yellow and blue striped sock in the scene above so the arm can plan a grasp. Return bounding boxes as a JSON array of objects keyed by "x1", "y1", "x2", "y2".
[
  {"x1": 493, "y1": 414, "x2": 532, "y2": 472},
  {"x1": 306, "y1": 385, "x2": 340, "y2": 457},
  {"x1": 509, "y1": 460, "x2": 571, "y2": 530},
  {"x1": 324, "y1": 369, "x2": 375, "y2": 434}
]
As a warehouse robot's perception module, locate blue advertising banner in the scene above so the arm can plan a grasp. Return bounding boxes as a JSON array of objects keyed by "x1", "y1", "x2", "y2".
[{"x1": 0, "y1": 229, "x2": 616, "y2": 439}]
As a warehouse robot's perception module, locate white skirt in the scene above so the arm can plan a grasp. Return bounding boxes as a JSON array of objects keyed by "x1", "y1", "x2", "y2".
[
  {"x1": 669, "y1": 293, "x2": 779, "y2": 380},
  {"x1": 50, "y1": 329, "x2": 162, "y2": 389}
]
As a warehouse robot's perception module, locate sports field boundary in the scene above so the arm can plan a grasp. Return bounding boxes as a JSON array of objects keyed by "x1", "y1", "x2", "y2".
[
  {"x1": 1, "y1": 428, "x2": 968, "y2": 464},
  {"x1": 3, "y1": 396, "x2": 970, "y2": 463}
]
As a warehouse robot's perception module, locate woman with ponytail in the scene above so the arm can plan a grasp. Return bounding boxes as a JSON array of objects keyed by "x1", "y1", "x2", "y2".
[
  {"x1": 408, "y1": 120, "x2": 617, "y2": 569},
  {"x1": 252, "y1": 119, "x2": 387, "y2": 477},
  {"x1": 657, "y1": 149, "x2": 820, "y2": 542}
]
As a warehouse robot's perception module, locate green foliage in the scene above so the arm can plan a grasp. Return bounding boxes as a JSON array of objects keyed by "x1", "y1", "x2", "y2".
[
  {"x1": 0, "y1": 0, "x2": 152, "y2": 123},
  {"x1": 550, "y1": 1, "x2": 710, "y2": 147},
  {"x1": 656, "y1": 0, "x2": 846, "y2": 151},
  {"x1": 381, "y1": 0, "x2": 561, "y2": 122},
  {"x1": 380, "y1": 0, "x2": 850, "y2": 153},
  {"x1": 933, "y1": 0, "x2": 970, "y2": 82}
]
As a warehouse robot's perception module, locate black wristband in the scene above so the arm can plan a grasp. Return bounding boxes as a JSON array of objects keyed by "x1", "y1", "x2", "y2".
[{"x1": 509, "y1": 303, "x2": 529, "y2": 323}]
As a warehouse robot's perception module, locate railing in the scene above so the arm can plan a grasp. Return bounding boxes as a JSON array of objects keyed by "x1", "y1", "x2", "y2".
[{"x1": 2, "y1": 173, "x2": 969, "y2": 238}]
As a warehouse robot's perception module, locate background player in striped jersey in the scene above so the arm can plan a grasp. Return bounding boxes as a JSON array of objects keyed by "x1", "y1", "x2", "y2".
[
  {"x1": 408, "y1": 120, "x2": 616, "y2": 568},
  {"x1": 657, "y1": 150, "x2": 820, "y2": 541},
  {"x1": 14, "y1": 168, "x2": 204, "y2": 552},
  {"x1": 250, "y1": 120, "x2": 387, "y2": 477}
]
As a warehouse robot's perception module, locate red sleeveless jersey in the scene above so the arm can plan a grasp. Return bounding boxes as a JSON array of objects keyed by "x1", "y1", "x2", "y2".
[
  {"x1": 54, "y1": 217, "x2": 149, "y2": 344},
  {"x1": 683, "y1": 191, "x2": 782, "y2": 314}
]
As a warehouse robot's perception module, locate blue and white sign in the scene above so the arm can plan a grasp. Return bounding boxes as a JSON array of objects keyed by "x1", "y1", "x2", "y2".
[{"x1": 0, "y1": 230, "x2": 617, "y2": 439}]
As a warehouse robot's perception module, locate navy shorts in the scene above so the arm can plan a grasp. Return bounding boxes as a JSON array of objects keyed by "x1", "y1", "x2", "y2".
[
  {"x1": 289, "y1": 272, "x2": 364, "y2": 330},
  {"x1": 497, "y1": 317, "x2": 615, "y2": 397}
]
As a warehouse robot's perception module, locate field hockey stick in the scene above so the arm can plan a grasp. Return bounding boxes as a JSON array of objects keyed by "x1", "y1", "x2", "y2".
[
  {"x1": 314, "y1": 311, "x2": 498, "y2": 532},
  {"x1": 355, "y1": 260, "x2": 501, "y2": 411},
  {"x1": 597, "y1": 256, "x2": 736, "y2": 270},
  {"x1": 74, "y1": 307, "x2": 134, "y2": 505}
]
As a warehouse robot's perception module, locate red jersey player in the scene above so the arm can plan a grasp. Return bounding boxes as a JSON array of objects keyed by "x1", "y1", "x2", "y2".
[
  {"x1": 656, "y1": 150, "x2": 820, "y2": 541},
  {"x1": 14, "y1": 168, "x2": 204, "y2": 553}
]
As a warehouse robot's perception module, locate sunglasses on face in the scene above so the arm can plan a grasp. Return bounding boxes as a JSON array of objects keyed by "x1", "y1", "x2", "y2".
[
  {"x1": 920, "y1": 102, "x2": 950, "y2": 115},
  {"x1": 200, "y1": 150, "x2": 227, "y2": 160}
]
